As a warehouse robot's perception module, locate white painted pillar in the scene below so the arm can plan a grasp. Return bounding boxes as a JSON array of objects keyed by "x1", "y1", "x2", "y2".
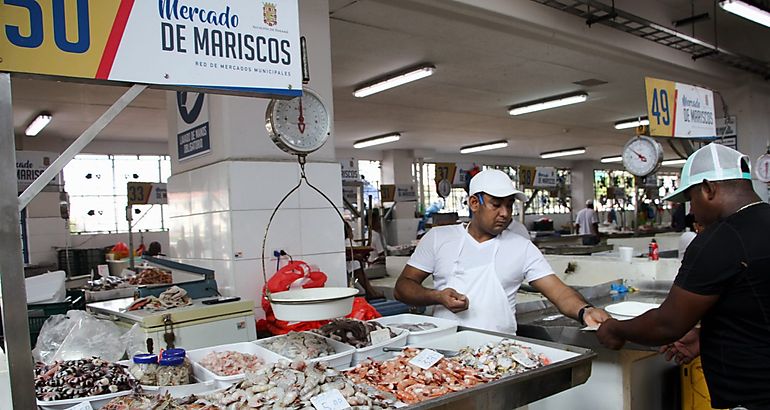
[
  {"x1": 381, "y1": 149, "x2": 419, "y2": 245},
  {"x1": 165, "y1": 1, "x2": 345, "y2": 320}
]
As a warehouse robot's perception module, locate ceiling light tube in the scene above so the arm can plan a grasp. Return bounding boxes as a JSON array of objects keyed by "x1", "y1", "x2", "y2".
[
  {"x1": 601, "y1": 155, "x2": 623, "y2": 163},
  {"x1": 508, "y1": 92, "x2": 589, "y2": 116},
  {"x1": 662, "y1": 158, "x2": 687, "y2": 166},
  {"x1": 353, "y1": 133, "x2": 401, "y2": 149},
  {"x1": 719, "y1": 0, "x2": 770, "y2": 28},
  {"x1": 540, "y1": 147, "x2": 586, "y2": 159},
  {"x1": 460, "y1": 140, "x2": 508, "y2": 154},
  {"x1": 614, "y1": 117, "x2": 650, "y2": 130},
  {"x1": 25, "y1": 112, "x2": 52, "y2": 136},
  {"x1": 353, "y1": 64, "x2": 436, "y2": 98}
]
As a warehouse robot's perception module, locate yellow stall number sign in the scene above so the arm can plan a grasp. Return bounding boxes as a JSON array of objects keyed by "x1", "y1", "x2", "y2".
[
  {"x1": 127, "y1": 182, "x2": 167, "y2": 205},
  {"x1": 520, "y1": 166, "x2": 536, "y2": 189},
  {"x1": 645, "y1": 77, "x2": 677, "y2": 137}
]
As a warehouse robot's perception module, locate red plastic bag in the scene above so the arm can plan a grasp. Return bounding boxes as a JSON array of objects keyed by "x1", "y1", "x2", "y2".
[
  {"x1": 111, "y1": 242, "x2": 130, "y2": 259},
  {"x1": 347, "y1": 297, "x2": 381, "y2": 321}
]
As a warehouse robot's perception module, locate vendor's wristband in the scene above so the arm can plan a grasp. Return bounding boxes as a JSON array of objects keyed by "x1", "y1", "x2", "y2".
[{"x1": 578, "y1": 304, "x2": 594, "y2": 326}]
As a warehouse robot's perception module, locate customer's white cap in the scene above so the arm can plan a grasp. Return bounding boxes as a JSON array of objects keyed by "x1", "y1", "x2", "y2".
[
  {"x1": 585, "y1": 199, "x2": 594, "y2": 206},
  {"x1": 663, "y1": 143, "x2": 752, "y2": 203},
  {"x1": 469, "y1": 169, "x2": 528, "y2": 201}
]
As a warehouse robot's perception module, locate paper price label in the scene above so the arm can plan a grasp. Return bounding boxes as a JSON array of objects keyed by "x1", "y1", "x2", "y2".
[
  {"x1": 310, "y1": 389, "x2": 351, "y2": 410},
  {"x1": 512, "y1": 351, "x2": 538, "y2": 368},
  {"x1": 369, "y1": 328, "x2": 391, "y2": 345},
  {"x1": 408, "y1": 349, "x2": 444, "y2": 369},
  {"x1": 65, "y1": 401, "x2": 94, "y2": 410},
  {"x1": 97, "y1": 264, "x2": 110, "y2": 278}
]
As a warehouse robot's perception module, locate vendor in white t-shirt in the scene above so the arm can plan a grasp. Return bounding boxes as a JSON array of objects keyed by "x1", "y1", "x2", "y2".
[{"x1": 394, "y1": 169, "x2": 610, "y2": 334}]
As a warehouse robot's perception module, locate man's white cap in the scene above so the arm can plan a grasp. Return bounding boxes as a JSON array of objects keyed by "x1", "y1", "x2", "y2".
[
  {"x1": 469, "y1": 169, "x2": 528, "y2": 201},
  {"x1": 663, "y1": 143, "x2": 752, "y2": 203},
  {"x1": 586, "y1": 199, "x2": 594, "y2": 206}
]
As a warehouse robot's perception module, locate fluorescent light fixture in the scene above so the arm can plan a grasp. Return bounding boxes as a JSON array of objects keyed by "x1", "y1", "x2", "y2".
[
  {"x1": 353, "y1": 64, "x2": 436, "y2": 98},
  {"x1": 353, "y1": 133, "x2": 401, "y2": 149},
  {"x1": 25, "y1": 112, "x2": 52, "y2": 136},
  {"x1": 649, "y1": 23, "x2": 717, "y2": 50},
  {"x1": 601, "y1": 155, "x2": 623, "y2": 163},
  {"x1": 540, "y1": 147, "x2": 586, "y2": 159},
  {"x1": 460, "y1": 140, "x2": 508, "y2": 154},
  {"x1": 614, "y1": 117, "x2": 650, "y2": 130},
  {"x1": 662, "y1": 158, "x2": 687, "y2": 166},
  {"x1": 508, "y1": 92, "x2": 588, "y2": 116},
  {"x1": 720, "y1": 0, "x2": 770, "y2": 27}
]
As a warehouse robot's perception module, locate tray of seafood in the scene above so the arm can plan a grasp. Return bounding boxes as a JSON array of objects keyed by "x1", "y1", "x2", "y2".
[
  {"x1": 35, "y1": 357, "x2": 137, "y2": 410},
  {"x1": 255, "y1": 331, "x2": 356, "y2": 369},
  {"x1": 313, "y1": 318, "x2": 408, "y2": 365},
  {"x1": 371, "y1": 313, "x2": 458, "y2": 345},
  {"x1": 187, "y1": 360, "x2": 400, "y2": 409},
  {"x1": 187, "y1": 342, "x2": 284, "y2": 383}
]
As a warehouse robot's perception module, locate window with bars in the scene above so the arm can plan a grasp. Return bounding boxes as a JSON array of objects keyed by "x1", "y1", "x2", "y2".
[
  {"x1": 419, "y1": 163, "x2": 470, "y2": 217},
  {"x1": 63, "y1": 154, "x2": 171, "y2": 234},
  {"x1": 358, "y1": 160, "x2": 382, "y2": 206}
]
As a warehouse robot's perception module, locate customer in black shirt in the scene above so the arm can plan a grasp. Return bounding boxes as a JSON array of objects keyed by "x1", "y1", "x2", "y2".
[{"x1": 597, "y1": 144, "x2": 770, "y2": 409}]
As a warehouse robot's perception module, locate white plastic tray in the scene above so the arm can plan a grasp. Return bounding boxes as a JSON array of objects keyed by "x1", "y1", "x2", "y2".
[
  {"x1": 605, "y1": 301, "x2": 660, "y2": 320},
  {"x1": 351, "y1": 327, "x2": 408, "y2": 365},
  {"x1": 37, "y1": 389, "x2": 133, "y2": 410},
  {"x1": 371, "y1": 314, "x2": 458, "y2": 345},
  {"x1": 187, "y1": 342, "x2": 285, "y2": 382},
  {"x1": 421, "y1": 330, "x2": 581, "y2": 364},
  {"x1": 255, "y1": 331, "x2": 355, "y2": 370}
]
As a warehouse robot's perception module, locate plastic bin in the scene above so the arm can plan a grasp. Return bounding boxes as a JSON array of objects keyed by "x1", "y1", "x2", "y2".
[
  {"x1": 187, "y1": 342, "x2": 285, "y2": 383},
  {"x1": 76, "y1": 248, "x2": 106, "y2": 277},
  {"x1": 351, "y1": 327, "x2": 408, "y2": 365},
  {"x1": 371, "y1": 313, "x2": 458, "y2": 345},
  {"x1": 256, "y1": 332, "x2": 355, "y2": 370}
]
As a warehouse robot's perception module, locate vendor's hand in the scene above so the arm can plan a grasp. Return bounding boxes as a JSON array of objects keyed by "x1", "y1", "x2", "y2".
[
  {"x1": 437, "y1": 288, "x2": 469, "y2": 313},
  {"x1": 596, "y1": 318, "x2": 626, "y2": 350},
  {"x1": 659, "y1": 328, "x2": 700, "y2": 365},
  {"x1": 583, "y1": 307, "x2": 611, "y2": 328}
]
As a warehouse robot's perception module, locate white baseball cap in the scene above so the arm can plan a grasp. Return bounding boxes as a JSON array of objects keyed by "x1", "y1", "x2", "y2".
[
  {"x1": 469, "y1": 169, "x2": 528, "y2": 201},
  {"x1": 663, "y1": 143, "x2": 752, "y2": 203}
]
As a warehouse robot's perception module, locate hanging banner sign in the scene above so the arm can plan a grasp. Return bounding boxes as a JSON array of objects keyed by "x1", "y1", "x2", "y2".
[
  {"x1": 434, "y1": 162, "x2": 456, "y2": 194},
  {"x1": 340, "y1": 158, "x2": 359, "y2": 182},
  {"x1": 15, "y1": 151, "x2": 61, "y2": 191},
  {"x1": 645, "y1": 77, "x2": 716, "y2": 138},
  {"x1": 0, "y1": 0, "x2": 302, "y2": 97},
  {"x1": 520, "y1": 166, "x2": 536, "y2": 189},
  {"x1": 176, "y1": 92, "x2": 211, "y2": 160},
  {"x1": 380, "y1": 184, "x2": 395, "y2": 202},
  {"x1": 127, "y1": 182, "x2": 167, "y2": 205},
  {"x1": 453, "y1": 163, "x2": 476, "y2": 187},
  {"x1": 693, "y1": 117, "x2": 738, "y2": 151},
  {"x1": 533, "y1": 167, "x2": 558, "y2": 188},
  {"x1": 395, "y1": 184, "x2": 417, "y2": 202}
]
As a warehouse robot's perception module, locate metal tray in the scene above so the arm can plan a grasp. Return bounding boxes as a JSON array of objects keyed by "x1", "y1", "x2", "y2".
[{"x1": 392, "y1": 326, "x2": 596, "y2": 409}]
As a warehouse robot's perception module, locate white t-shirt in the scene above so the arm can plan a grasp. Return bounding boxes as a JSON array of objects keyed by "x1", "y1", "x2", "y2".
[
  {"x1": 507, "y1": 220, "x2": 530, "y2": 240},
  {"x1": 575, "y1": 208, "x2": 599, "y2": 235},
  {"x1": 407, "y1": 224, "x2": 554, "y2": 311}
]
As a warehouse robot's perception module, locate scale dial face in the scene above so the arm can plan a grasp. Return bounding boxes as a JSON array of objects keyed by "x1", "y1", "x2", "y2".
[
  {"x1": 622, "y1": 136, "x2": 664, "y2": 177},
  {"x1": 265, "y1": 88, "x2": 331, "y2": 154},
  {"x1": 756, "y1": 154, "x2": 770, "y2": 183}
]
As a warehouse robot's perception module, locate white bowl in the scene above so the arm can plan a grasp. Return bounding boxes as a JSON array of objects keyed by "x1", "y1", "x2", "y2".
[{"x1": 269, "y1": 287, "x2": 358, "y2": 321}]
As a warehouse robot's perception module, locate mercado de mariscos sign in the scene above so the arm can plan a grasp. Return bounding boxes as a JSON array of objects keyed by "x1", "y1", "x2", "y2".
[{"x1": 0, "y1": 0, "x2": 303, "y2": 97}]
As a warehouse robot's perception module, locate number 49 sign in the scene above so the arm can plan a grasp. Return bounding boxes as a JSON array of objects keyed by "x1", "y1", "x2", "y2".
[{"x1": 644, "y1": 77, "x2": 716, "y2": 139}]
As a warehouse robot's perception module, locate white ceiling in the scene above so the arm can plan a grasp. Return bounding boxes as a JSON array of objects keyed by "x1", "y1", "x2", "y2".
[{"x1": 8, "y1": 0, "x2": 770, "y2": 161}]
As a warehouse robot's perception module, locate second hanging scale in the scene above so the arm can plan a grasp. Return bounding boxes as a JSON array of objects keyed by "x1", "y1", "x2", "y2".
[{"x1": 261, "y1": 87, "x2": 358, "y2": 322}]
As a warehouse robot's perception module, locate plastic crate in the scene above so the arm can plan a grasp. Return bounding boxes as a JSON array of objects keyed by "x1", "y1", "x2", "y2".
[
  {"x1": 75, "y1": 248, "x2": 106, "y2": 277},
  {"x1": 27, "y1": 297, "x2": 79, "y2": 347},
  {"x1": 57, "y1": 249, "x2": 78, "y2": 277}
]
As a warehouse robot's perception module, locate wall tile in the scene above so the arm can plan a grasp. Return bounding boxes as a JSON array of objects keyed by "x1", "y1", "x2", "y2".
[
  {"x1": 229, "y1": 161, "x2": 300, "y2": 211},
  {"x1": 298, "y1": 162, "x2": 343, "y2": 209},
  {"x1": 230, "y1": 209, "x2": 302, "y2": 261},
  {"x1": 189, "y1": 163, "x2": 229, "y2": 214},
  {"x1": 299, "y1": 208, "x2": 345, "y2": 255}
]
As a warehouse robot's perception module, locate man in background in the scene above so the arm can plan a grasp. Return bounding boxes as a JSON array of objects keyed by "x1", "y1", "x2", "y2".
[{"x1": 575, "y1": 199, "x2": 600, "y2": 245}]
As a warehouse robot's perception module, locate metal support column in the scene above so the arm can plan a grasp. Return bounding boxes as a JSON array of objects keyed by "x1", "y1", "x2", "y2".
[{"x1": 0, "y1": 73, "x2": 36, "y2": 408}]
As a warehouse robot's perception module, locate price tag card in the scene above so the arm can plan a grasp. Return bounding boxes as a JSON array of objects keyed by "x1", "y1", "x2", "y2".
[
  {"x1": 97, "y1": 264, "x2": 110, "y2": 277},
  {"x1": 310, "y1": 389, "x2": 351, "y2": 410},
  {"x1": 369, "y1": 328, "x2": 391, "y2": 345},
  {"x1": 65, "y1": 401, "x2": 94, "y2": 410},
  {"x1": 408, "y1": 348, "x2": 444, "y2": 370}
]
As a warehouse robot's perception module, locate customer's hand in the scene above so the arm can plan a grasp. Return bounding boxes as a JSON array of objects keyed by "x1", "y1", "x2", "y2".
[
  {"x1": 437, "y1": 288, "x2": 469, "y2": 313},
  {"x1": 596, "y1": 318, "x2": 626, "y2": 350},
  {"x1": 659, "y1": 328, "x2": 700, "y2": 365}
]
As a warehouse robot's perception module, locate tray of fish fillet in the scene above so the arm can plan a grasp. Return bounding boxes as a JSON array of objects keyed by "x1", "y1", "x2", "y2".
[{"x1": 255, "y1": 331, "x2": 356, "y2": 369}]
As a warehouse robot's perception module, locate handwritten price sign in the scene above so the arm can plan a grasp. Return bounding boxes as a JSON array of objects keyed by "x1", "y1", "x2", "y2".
[
  {"x1": 310, "y1": 389, "x2": 351, "y2": 410},
  {"x1": 408, "y1": 349, "x2": 444, "y2": 369}
]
